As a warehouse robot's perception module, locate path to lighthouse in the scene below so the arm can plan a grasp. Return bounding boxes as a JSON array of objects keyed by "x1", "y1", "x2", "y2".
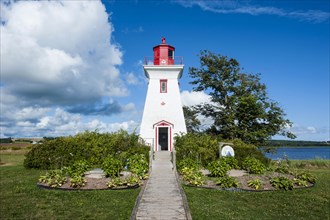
[{"x1": 135, "y1": 151, "x2": 189, "y2": 220}]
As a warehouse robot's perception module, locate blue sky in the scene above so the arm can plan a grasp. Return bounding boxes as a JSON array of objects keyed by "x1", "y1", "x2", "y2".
[{"x1": 1, "y1": 0, "x2": 329, "y2": 141}]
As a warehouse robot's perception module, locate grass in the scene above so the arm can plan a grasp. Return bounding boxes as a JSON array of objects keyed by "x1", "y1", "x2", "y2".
[
  {"x1": 184, "y1": 163, "x2": 330, "y2": 220},
  {"x1": 0, "y1": 154, "x2": 140, "y2": 219},
  {"x1": 290, "y1": 159, "x2": 330, "y2": 169}
]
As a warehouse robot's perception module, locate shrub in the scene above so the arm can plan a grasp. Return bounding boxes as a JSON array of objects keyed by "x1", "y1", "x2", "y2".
[
  {"x1": 125, "y1": 174, "x2": 141, "y2": 186},
  {"x1": 270, "y1": 176, "x2": 294, "y2": 190},
  {"x1": 24, "y1": 130, "x2": 149, "y2": 169},
  {"x1": 221, "y1": 156, "x2": 239, "y2": 169},
  {"x1": 175, "y1": 133, "x2": 218, "y2": 167},
  {"x1": 177, "y1": 157, "x2": 199, "y2": 173},
  {"x1": 231, "y1": 139, "x2": 270, "y2": 167},
  {"x1": 126, "y1": 154, "x2": 149, "y2": 179},
  {"x1": 67, "y1": 160, "x2": 90, "y2": 177},
  {"x1": 102, "y1": 155, "x2": 123, "y2": 177},
  {"x1": 181, "y1": 167, "x2": 205, "y2": 186},
  {"x1": 70, "y1": 175, "x2": 87, "y2": 188},
  {"x1": 107, "y1": 177, "x2": 123, "y2": 188},
  {"x1": 207, "y1": 159, "x2": 230, "y2": 177},
  {"x1": 295, "y1": 172, "x2": 316, "y2": 184},
  {"x1": 38, "y1": 169, "x2": 67, "y2": 188},
  {"x1": 242, "y1": 157, "x2": 265, "y2": 174},
  {"x1": 216, "y1": 176, "x2": 238, "y2": 188},
  {"x1": 293, "y1": 178, "x2": 308, "y2": 187},
  {"x1": 247, "y1": 179, "x2": 264, "y2": 190}
]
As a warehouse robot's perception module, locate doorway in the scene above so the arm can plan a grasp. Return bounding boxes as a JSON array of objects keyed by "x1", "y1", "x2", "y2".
[{"x1": 158, "y1": 127, "x2": 168, "y2": 151}]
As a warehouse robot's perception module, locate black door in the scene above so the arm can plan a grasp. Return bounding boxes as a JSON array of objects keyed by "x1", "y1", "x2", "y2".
[{"x1": 158, "y1": 127, "x2": 168, "y2": 151}]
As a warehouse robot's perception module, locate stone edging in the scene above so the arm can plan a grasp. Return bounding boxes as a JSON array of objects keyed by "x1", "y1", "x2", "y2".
[
  {"x1": 36, "y1": 183, "x2": 140, "y2": 191},
  {"x1": 174, "y1": 167, "x2": 193, "y2": 220},
  {"x1": 183, "y1": 183, "x2": 315, "y2": 192},
  {"x1": 130, "y1": 172, "x2": 152, "y2": 219}
]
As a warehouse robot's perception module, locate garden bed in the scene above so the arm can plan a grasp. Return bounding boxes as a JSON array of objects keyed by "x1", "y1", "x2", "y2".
[
  {"x1": 180, "y1": 169, "x2": 314, "y2": 191},
  {"x1": 37, "y1": 175, "x2": 145, "y2": 190}
]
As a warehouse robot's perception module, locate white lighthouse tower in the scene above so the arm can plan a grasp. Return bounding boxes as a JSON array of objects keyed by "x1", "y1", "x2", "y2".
[{"x1": 140, "y1": 38, "x2": 187, "y2": 151}]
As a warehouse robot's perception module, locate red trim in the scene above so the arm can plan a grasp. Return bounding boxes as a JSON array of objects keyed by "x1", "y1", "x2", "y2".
[
  {"x1": 153, "y1": 120, "x2": 174, "y2": 128},
  {"x1": 170, "y1": 127, "x2": 172, "y2": 151},
  {"x1": 160, "y1": 79, "x2": 167, "y2": 93},
  {"x1": 155, "y1": 128, "x2": 158, "y2": 151}
]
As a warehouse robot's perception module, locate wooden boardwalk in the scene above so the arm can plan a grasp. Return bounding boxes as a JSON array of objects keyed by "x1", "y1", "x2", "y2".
[{"x1": 135, "y1": 151, "x2": 188, "y2": 220}]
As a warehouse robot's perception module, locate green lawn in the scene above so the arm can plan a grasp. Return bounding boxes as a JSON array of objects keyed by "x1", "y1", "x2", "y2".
[
  {"x1": 184, "y1": 168, "x2": 330, "y2": 220},
  {"x1": 0, "y1": 154, "x2": 140, "y2": 220}
]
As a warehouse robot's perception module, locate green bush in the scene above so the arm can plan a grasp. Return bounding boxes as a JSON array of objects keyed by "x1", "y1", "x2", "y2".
[
  {"x1": 181, "y1": 167, "x2": 205, "y2": 186},
  {"x1": 231, "y1": 139, "x2": 270, "y2": 167},
  {"x1": 270, "y1": 176, "x2": 294, "y2": 190},
  {"x1": 174, "y1": 134, "x2": 270, "y2": 170},
  {"x1": 107, "y1": 177, "x2": 123, "y2": 188},
  {"x1": 242, "y1": 157, "x2": 266, "y2": 174},
  {"x1": 293, "y1": 178, "x2": 308, "y2": 187},
  {"x1": 295, "y1": 172, "x2": 316, "y2": 184},
  {"x1": 221, "y1": 156, "x2": 239, "y2": 169},
  {"x1": 127, "y1": 154, "x2": 149, "y2": 179},
  {"x1": 67, "y1": 160, "x2": 90, "y2": 177},
  {"x1": 70, "y1": 175, "x2": 87, "y2": 188},
  {"x1": 24, "y1": 130, "x2": 149, "y2": 169},
  {"x1": 216, "y1": 176, "x2": 238, "y2": 188},
  {"x1": 102, "y1": 155, "x2": 124, "y2": 177},
  {"x1": 177, "y1": 157, "x2": 199, "y2": 173},
  {"x1": 207, "y1": 160, "x2": 230, "y2": 177},
  {"x1": 175, "y1": 133, "x2": 218, "y2": 167},
  {"x1": 38, "y1": 169, "x2": 67, "y2": 188}
]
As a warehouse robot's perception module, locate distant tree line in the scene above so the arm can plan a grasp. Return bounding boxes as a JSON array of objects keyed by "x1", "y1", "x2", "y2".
[{"x1": 262, "y1": 140, "x2": 330, "y2": 147}]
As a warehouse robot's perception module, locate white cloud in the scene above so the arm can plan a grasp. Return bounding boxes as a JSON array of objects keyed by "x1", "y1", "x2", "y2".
[
  {"x1": 174, "y1": 0, "x2": 329, "y2": 23},
  {"x1": 0, "y1": 0, "x2": 136, "y2": 137},
  {"x1": 1, "y1": 0, "x2": 126, "y2": 107},
  {"x1": 125, "y1": 72, "x2": 141, "y2": 85},
  {"x1": 180, "y1": 90, "x2": 211, "y2": 106}
]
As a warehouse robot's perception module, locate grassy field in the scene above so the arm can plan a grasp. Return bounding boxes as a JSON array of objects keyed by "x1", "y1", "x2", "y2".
[
  {"x1": 1, "y1": 151, "x2": 329, "y2": 220},
  {"x1": 184, "y1": 163, "x2": 330, "y2": 220},
  {"x1": 0, "y1": 154, "x2": 140, "y2": 220}
]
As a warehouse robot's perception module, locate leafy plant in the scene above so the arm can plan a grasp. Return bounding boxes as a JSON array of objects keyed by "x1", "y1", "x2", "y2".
[
  {"x1": 293, "y1": 178, "x2": 308, "y2": 187},
  {"x1": 242, "y1": 157, "x2": 266, "y2": 174},
  {"x1": 102, "y1": 155, "x2": 124, "y2": 177},
  {"x1": 174, "y1": 133, "x2": 219, "y2": 167},
  {"x1": 125, "y1": 174, "x2": 141, "y2": 186},
  {"x1": 216, "y1": 176, "x2": 238, "y2": 188},
  {"x1": 38, "y1": 169, "x2": 67, "y2": 188},
  {"x1": 207, "y1": 159, "x2": 230, "y2": 177},
  {"x1": 221, "y1": 156, "x2": 239, "y2": 169},
  {"x1": 107, "y1": 177, "x2": 123, "y2": 188},
  {"x1": 126, "y1": 154, "x2": 149, "y2": 179},
  {"x1": 247, "y1": 179, "x2": 264, "y2": 190},
  {"x1": 270, "y1": 176, "x2": 294, "y2": 190},
  {"x1": 70, "y1": 175, "x2": 87, "y2": 188},
  {"x1": 67, "y1": 160, "x2": 90, "y2": 177},
  {"x1": 181, "y1": 167, "x2": 205, "y2": 186},
  {"x1": 295, "y1": 172, "x2": 316, "y2": 184},
  {"x1": 177, "y1": 158, "x2": 199, "y2": 173},
  {"x1": 24, "y1": 130, "x2": 149, "y2": 169}
]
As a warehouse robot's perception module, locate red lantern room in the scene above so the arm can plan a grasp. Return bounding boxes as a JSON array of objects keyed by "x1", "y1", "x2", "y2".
[{"x1": 153, "y1": 37, "x2": 175, "y2": 65}]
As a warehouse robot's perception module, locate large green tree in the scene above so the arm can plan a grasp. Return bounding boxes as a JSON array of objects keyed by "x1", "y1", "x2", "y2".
[
  {"x1": 183, "y1": 106, "x2": 201, "y2": 133},
  {"x1": 188, "y1": 50, "x2": 295, "y2": 144}
]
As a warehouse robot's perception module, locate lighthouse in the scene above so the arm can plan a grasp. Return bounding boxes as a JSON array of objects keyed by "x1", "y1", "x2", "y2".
[{"x1": 140, "y1": 38, "x2": 187, "y2": 151}]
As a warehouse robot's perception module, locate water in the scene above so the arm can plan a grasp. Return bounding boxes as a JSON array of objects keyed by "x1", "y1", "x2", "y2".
[{"x1": 262, "y1": 146, "x2": 330, "y2": 160}]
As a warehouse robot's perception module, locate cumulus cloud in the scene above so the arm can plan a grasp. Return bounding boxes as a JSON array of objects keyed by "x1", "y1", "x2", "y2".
[
  {"x1": 0, "y1": 0, "x2": 136, "y2": 137},
  {"x1": 174, "y1": 0, "x2": 329, "y2": 23},
  {"x1": 1, "y1": 0, "x2": 126, "y2": 107},
  {"x1": 180, "y1": 90, "x2": 211, "y2": 107}
]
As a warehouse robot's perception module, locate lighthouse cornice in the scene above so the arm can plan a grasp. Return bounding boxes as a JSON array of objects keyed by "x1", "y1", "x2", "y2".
[{"x1": 143, "y1": 65, "x2": 184, "y2": 79}]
